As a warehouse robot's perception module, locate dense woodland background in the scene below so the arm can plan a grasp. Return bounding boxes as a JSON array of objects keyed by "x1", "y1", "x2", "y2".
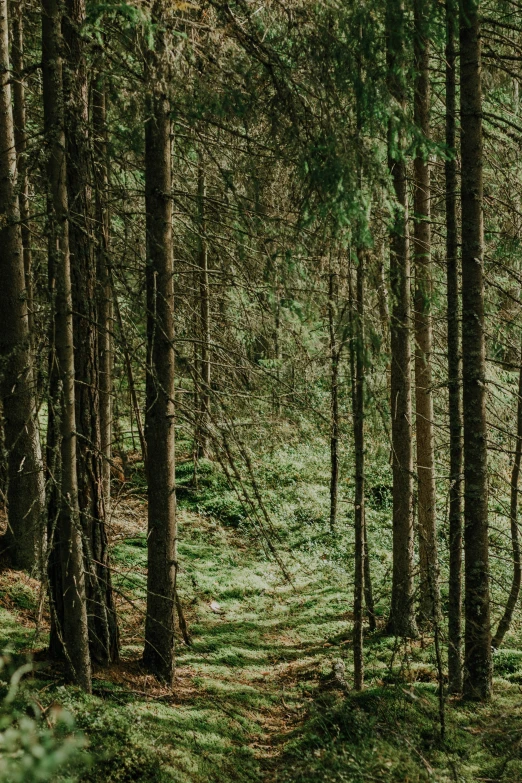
[{"x1": 2, "y1": 0, "x2": 522, "y2": 779}]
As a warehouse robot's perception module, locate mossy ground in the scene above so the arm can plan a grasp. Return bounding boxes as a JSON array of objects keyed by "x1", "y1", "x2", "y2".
[{"x1": 1, "y1": 449, "x2": 522, "y2": 782}]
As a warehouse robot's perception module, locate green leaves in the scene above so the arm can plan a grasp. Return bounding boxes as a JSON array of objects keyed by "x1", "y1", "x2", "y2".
[{"x1": 0, "y1": 656, "x2": 86, "y2": 783}]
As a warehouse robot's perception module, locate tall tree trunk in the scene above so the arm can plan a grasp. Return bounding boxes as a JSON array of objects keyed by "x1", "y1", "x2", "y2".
[
  {"x1": 93, "y1": 73, "x2": 113, "y2": 521},
  {"x1": 11, "y1": 0, "x2": 33, "y2": 336},
  {"x1": 0, "y1": 0, "x2": 44, "y2": 572},
  {"x1": 460, "y1": 0, "x2": 491, "y2": 700},
  {"x1": 386, "y1": 0, "x2": 417, "y2": 638},
  {"x1": 41, "y1": 0, "x2": 91, "y2": 690},
  {"x1": 446, "y1": 0, "x2": 463, "y2": 694},
  {"x1": 351, "y1": 249, "x2": 365, "y2": 690},
  {"x1": 413, "y1": 0, "x2": 439, "y2": 626},
  {"x1": 62, "y1": 0, "x2": 119, "y2": 666},
  {"x1": 328, "y1": 270, "x2": 339, "y2": 533},
  {"x1": 143, "y1": 13, "x2": 176, "y2": 683},
  {"x1": 196, "y1": 153, "x2": 211, "y2": 458},
  {"x1": 492, "y1": 343, "x2": 522, "y2": 648}
]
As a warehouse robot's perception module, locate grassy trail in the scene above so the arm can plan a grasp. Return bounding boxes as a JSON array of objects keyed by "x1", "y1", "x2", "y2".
[
  {"x1": 0, "y1": 502, "x2": 349, "y2": 782},
  {"x1": 3, "y1": 497, "x2": 522, "y2": 782}
]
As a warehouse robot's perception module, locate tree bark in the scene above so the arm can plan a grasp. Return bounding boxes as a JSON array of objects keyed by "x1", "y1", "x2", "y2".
[
  {"x1": 386, "y1": 0, "x2": 418, "y2": 638},
  {"x1": 93, "y1": 73, "x2": 113, "y2": 521},
  {"x1": 492, "y1": 343, "x2": 522, "y2": 648},
  {"x1": 196, "y1": 153, "x2": 211, "y2": 458},
  {"x1": 0, "y1": 0, "x2": 44, "y2": 572},
  {"x1": 413, "y1": 0, "x2": 439, "y2": 627},
  {"x1": 363, "y1": 523, "x2": 376, "y2": 631},
  {"x1": 11, "y1": 0, "x2": 33, "y2": 337},
  {"x1": 376, "y1": 249, "x2": 390, "y2": 351},
  {"x1": 63, "y1": 0, "x2": 119, "y2": 666},
  {"x1": 351, "y1": 249, "x2": 365, "y2": 690},
  {"x1": 41, "y1": 0, "x2": 91, "y2": 690},
  {"x1": 460, "y1": 0, "x2": 492, "y2": 700},
  {"x1": 143, "y1": 13, "x2": 176, "y2": 683},
  {"x1": 446, "y1": 0, "x2": 463, "y2": 694},
  {"x1": 328, "y1": 270, "x2": 339, "y2": 533}
]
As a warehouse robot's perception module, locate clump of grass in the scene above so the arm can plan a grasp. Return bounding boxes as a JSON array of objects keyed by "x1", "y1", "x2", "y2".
[{"x1": 176, "y1": 460, "x2": 246, "y2": 528}]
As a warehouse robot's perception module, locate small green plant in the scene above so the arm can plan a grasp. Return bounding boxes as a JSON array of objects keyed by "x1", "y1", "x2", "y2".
[
  {"x1": 493, "y1": 648, "x2": 522, "y2": 676},
  {"x1": 0, "y1": 655, "x2": 86, "y2": 783}
]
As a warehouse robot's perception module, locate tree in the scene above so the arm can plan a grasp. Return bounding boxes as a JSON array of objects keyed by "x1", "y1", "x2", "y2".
[
  {"x1": 445, "y1": 0, "x2": 463, "y2": 694},
  {"x1": 195, "y1": 151, "x2": 212, "y2": 459},
  {"x1": 492, "y1": 342, "x2": 522, "y2": 648},
  {"x1": 11, "y1": 0, "x2": 33, "y2": 336},
  {"x1": 386, "y1": 0, "x2": 417, "y2": 638},
  {"x1": 143, "y1": 1, "x2": 177, "y2": 683},
  {"x1": 93, "y1": 71, "x2": 113, "y2": 521},
  {"x1": 351, "y1": 248, "x2": 366, "y2": 690},
  {"x1": 0, "y1": 0, "x2": 44, "y2": 571},
  {"x1": 460, "y1": 0, "x2": 491, "y2": 700},
  {"x1": 413, "y1": 0, "x2": 439, "y2": 626},
  {"x1": 328, "y1": 267, "x2": 340, "y2": 533},
  {"x1": 62, "y1": 0, "x2": 119, "y2": 665},
  {"x1": 42, "y1": 0, "x2": 91, "y2": 690}
]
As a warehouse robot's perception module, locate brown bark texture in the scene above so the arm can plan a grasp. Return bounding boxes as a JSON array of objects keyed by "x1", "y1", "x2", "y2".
[
  {"x1": 93, "y1": 73, "x2": 113, "y2": 524},
  {"x1": 0, "y1": 0, "x2": 44, "y2": 571},
  {"x1": 446, "y1": 0, "x2": 463, "y2": 694},
  {"x1": 413, "y1": 0, "x2": 439, "y2": 626},
  {"x1": 386, "y1": 0, "x2": 417, "y2": 638},
  {"x1": 143, "y1": 16, "x2": 177, "y2": 683},
  {"x1": 492, "y1": 344, "x2": 522, "y2": 648},
  {"x1": 328, "y1": 270, "x2": 339, "y2": 533},
  {"x1": 11, "y1": 0, "x2": 33, "y2": 335},
  {"x1": 351, "y1": 249, "x2": 365, "y2": 690},
  {"x1": 42, "y1": 0, "x2": 91, "y2": 690},
  {"x1": 196, "y1": 155, "x2": 211, "y2": 458},
  {"x1": 63, "y1": 0, "x2": 119, "y2": 665},
  {"x1": 460, "y1": 0, "x2": 492, "y2": 700}
]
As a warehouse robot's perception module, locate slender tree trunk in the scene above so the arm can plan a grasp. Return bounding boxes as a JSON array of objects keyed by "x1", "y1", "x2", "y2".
[
  {"x1": 386, "y1": 0, "x2": 417, "y2": 638},
  {"x1": 492, "y1": 343, "x2": 522, "y2": 648},
  {"x1": 413, "y1": 0, "x2": 439, "y2": 626},
  {"x1": 196, "y1": 153, "x2": 211, "y2": 458},
  {"x1": 0, "y1": 0, "x2": 44, "y2": 572},
  {"x1": 446, "y1": 0, "x2": 463, "y2": 694},
  {"x1": 143, "y1": 15, "x2": 176, "y2": 683},
  {"x1": 328, "y1": 270, "x2": 339, "y2": 533},
  {"x1": 460, "y1": 0, "x2": 491, "y2": 700},
  {"x1": 63, "y1": 0, "x2": 118, "y2": 666},
  {"x1": 363, "y1": 523, "x2": 376, "y2": 631},
  {"x1": 111, "y1": 274, "x2": 147, "y2": 463},
  {"x1": 93, "y1": 73, "x2": 113, "y2": 520},
  {"x1": 376, "y1": 248, "x2": 389, "y2": 352},
  {"x1": 273, "y1": 288, "x2": 282, "y2": 416},
  {"x1": 11, "y1": 0, "x2": 33, "y2": 336},
  {"x1": 41, "y1": 0, "x2": 91, "y2": 689},
  {"x1": 351, "y1": 249, "x2": 365, "y2": 690}
]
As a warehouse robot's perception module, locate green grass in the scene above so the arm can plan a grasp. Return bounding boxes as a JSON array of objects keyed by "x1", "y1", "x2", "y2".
[{"x1": 3, "y1": 443, "x2": 522, "y2": 781}]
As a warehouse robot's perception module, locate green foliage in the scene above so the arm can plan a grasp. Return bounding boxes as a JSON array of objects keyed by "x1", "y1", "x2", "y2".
[
  {"x1": 0, "y1": 656, "x2": 85, "y2": 783},
  {"x1": 176, "y1": 460, "x2": 246, "y2": 528},
  {"x1": 76, "y1": 706, "x2": 166, "y2": 783},
  {"x1": 493, "y1": 648, "x2": 522, "y2": 676}
]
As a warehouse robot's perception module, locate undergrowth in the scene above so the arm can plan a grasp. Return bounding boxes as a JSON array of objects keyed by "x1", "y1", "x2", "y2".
[{"x1": 1, "y1": 437, "x2": 522, "y2": 781}]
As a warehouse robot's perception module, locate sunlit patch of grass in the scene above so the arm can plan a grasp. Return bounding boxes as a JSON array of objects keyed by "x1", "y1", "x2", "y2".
[{"x1": 0, "y1": 606, "x2": 37, "y2": 652}]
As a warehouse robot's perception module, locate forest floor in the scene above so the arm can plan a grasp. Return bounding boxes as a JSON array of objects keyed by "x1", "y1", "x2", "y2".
[{"x1": 2, "y1": 457, "x2": 522, "y2": 782}]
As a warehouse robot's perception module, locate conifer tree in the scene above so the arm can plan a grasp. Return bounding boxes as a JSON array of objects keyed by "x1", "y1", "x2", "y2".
[{"x1": 460, "y1": 0, "x2": 492, "y2": 700}]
